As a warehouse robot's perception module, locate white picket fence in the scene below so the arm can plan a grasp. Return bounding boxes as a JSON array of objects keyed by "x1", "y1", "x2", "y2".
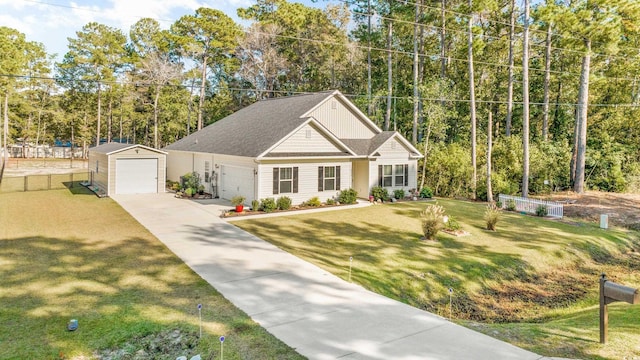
[{"x1": 498, "y1": 194, "x2": 563, "y2": 218}]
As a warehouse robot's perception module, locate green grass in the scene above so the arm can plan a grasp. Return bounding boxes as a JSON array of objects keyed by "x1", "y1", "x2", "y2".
[
  {"x1": 0, "y1": 185, "x2": 304, "y2": 360},
  {"x1": 233, "y1": 198, "x2": 640, "y2": 359}
]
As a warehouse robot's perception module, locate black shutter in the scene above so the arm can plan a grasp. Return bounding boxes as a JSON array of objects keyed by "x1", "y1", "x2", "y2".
[
  {"x1": 336, "y1": 166, "x2": 341, "y2": 191},
  {"x1": 378, "y1": 165, "x2": 383, "y2": 187},
  {"x1": 273, "y1": 168, "x2": 279, "y2": 194},
  {"x1": 293, "y1": 167, "x2": 299, "y2": 193},
  {"x1": 318, "y1": 166, "x2": 324, "y2": 191},
  {"x1": 404, "y1": 164, "x2": 409, "y2": 186}
]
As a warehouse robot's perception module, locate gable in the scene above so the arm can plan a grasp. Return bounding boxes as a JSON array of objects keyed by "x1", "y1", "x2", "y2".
[
  {"x1": 374, "y1": 137, "x2": 415, "y2": 160},
  {"x1": 266, "y1": 122, "x2": 351, "y2": 157},
  {"x1": 306, "y1": 96, "x2": 377, "y2": 139}
]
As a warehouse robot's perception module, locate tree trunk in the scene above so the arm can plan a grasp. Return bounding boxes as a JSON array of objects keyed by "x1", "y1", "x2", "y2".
[
  {"x1": 2, "y1": 92, "x2": 7, "y2": 164},
  {"x1": 505, "y1": 0, "x2": 515, "y2": 137},
  {"x1": 542, "y1": 24, "x2": 552, "y2": 141},
  {"x1": 107, "y1": 91, "x2": 113, "y2": 143},
  {"x1": 153, "y1": 86, "x2": 160, "y2": 149},
  {"x1": 468, "y1": 0, "x2": 477, "y2": 199},
  {"x1": 487, "y1": 111, "x2": 493, "y2": 203},
  {"x1": 367, "y1": 0, "x2": 373, "y2": 116},
  {"x1": 385, "y1": 20, "x2": 393, "y2": 131},
  {"x1": 573, "y1": 39, "x2": 591, "y2": 194},
  {"x1": 522, "y1": 0, "x2": 530, "y2": 197},
  {"x1": 96, "y1": 82, "x2": 102, "y2": 146},
  {"x1": 198, "y1": 55, "x2": 208, "y2": 131},
  {"x1": 440, "y1": 0, "x2": 447, "y2": 79},
  {"x1": 419, "y1": 119, "x2": 432, "y2": 190},
  {"x1": 412, "y1": 0, "x2": 421, "y2": 144}
]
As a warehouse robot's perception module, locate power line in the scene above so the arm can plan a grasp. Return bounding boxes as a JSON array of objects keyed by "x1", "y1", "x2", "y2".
[{"x1": 3, "y1": 72, "x2": 639, "y2": 109}]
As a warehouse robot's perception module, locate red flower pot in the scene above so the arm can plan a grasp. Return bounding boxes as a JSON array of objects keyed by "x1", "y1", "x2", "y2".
[{"x1": 235, "y1": 204, "x2": 244, "y2": 213}]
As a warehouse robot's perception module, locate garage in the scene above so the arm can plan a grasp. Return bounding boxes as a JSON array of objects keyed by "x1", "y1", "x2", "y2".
[
  {"x1": 88, "y1": 143, "x2": 166, "y2": 197},
  {"x1": 221, "y1": 165, "x2": 255, "y2": 203}
]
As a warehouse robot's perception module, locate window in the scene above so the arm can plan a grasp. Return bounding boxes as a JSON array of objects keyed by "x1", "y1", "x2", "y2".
[
  {"x1": 379, "y1": 164, "x2": 408, "y2": 187},
  {"x1": 395, "y1": 164, "x2": 408, "y2": 187},
  {"x1": 204, "y1": 161, "x2": 210, "y2": 183},
  {"x1": 280, "y1": 168, "x2": 293, "y2": 193},
  {"x1": 273, "y1": 167, "x2": 298, "y2": 194},
  {"x1": 318, "y1": 166, "x2": 341, "y2": 191}
]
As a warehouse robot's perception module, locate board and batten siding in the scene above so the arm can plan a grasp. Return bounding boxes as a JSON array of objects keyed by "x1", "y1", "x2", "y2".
[
  {"x1": 106, "y1": 147, "x2": 166, "y2": 196},
  {"x1": 307, "y1": 97, "x2": 376, "y2": 139},
  {"x1": 271, "y1": 123, "x2": 343, "y2": 153},
  {"x1": 257, "y1": 160, "x2": 352, "y2": 205}
]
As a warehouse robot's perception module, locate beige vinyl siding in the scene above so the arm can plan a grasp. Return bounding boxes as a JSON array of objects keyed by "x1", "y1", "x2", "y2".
[
  {"x1": 257, "y1": 160, "x2": 352, "y2": 205},
  {"x1": 307, "y1": 98, "x2": 376, "y2": 139},
  {"x1": 88, "y1": 151, "x2": 109, "y2": 193},
  {"x1": 375, "y1": 138, "x2": 413, "y2": 160},
  {"x1": 271, "y1": 123, "x2": 342, "y2": 153},
  {"x1": 166, "y1": 150, "x2": 194, "y2": 182}
]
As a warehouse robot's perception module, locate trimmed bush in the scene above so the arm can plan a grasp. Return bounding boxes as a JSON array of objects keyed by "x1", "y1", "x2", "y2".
[
  {"x1": 305, "y1": 196, "x2": 321, "y2": 207},
  {"x1": 419, "y1": 187, "x2": 433, "y2": 199},
  {"x1": 421, "y1": 204, "x2": 445, "y2": 240},
  {"x1": 371, "y1": 186, "x2": 389, "y2": 201},
  {"x1": 277, "y1": 196, "x2": 292, "y2": 210},
  {"x1": 326, "y1": 198, "x2": 336, "y2": 205},
  {"x1": 536, "y1": 204, "x2": 548, "y2": 217},
  {"x1": 505, "y1": 199, "x2": 517, "y2": 211},
  {"x1": 338, "y1": 188, "x2": 358, "y2": 204},
  {"x1": 393, "y1": 189, "x2": 405, "y2": 200},
  {"x1": 260, "y1": 198, "x2": 277, "y2": 213},
  {"x1": 251, "y1": 199, "x2": 260, "y2": 211},
  {"x1": 485, "y1": 203, "x2": 500, "y2": 231},
  {"x1": 445, "y1": 216, "x2": 461, "y2": 231}
]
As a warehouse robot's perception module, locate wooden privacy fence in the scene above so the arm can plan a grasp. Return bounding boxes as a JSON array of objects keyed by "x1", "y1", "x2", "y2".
[
  {"x1": 498, "y1": 194, "x2": 564, "y2": 218},
  {"x1": 0, "y1": 172, "x2": 90, "y2": 193}
]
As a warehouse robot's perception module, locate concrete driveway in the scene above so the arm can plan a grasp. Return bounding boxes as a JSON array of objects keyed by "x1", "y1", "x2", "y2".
[{"x1": 113, "y1": 193, "x2": 561, "y2": 360}]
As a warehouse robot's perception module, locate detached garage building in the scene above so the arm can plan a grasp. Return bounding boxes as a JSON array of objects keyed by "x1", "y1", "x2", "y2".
[{"x1": 88, "y1": 143, "x2": 166, "y2": 196}]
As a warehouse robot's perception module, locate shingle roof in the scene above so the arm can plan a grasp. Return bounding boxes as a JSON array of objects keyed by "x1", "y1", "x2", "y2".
[
  {"x1": 90, "y1": 143, "x2": 167, "y2": 155},
  {"x1": 341, "y1": 132, "x2": 397, "y2": 156},
  {"x1": 164, "y1": 91, "x2": 335, "y2": 157}
]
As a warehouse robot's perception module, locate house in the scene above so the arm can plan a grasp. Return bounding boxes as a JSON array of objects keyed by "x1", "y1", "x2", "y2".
[{"x1": 164, "y1": 90, "x2": 422, "y2": 205}]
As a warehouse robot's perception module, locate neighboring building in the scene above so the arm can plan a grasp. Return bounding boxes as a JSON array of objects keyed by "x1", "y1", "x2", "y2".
[
  {"x1": 88, "y1": 143, "x2": 167, "y2": 196},
  {"x1": 164, "y1": 90, "x2": 422, "y2": 205}
]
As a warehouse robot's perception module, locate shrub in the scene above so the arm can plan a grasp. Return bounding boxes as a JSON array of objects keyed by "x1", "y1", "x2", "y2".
[
  {"x1": 421, "y1": 204, "x2": 445, "y2": 240},
  {"x1": 485, "y1": 203, "x2": 500, "y2": 231},
  {"x1": 251, "y1": 199, "x2": 260, "y2": 211},
  {"x1": 184, "y1": 187, "x2": 195, "y2": 197},
  {"x1": 170, "y1": 182, "x2": 181, "y2": 192},
  {"x1": 230, "y1": 195, "x2": 246, "y2": 206},
  {"x1": 260, "y1": 198, "x2": 277, "y2": 213},
  {"x1": 277, "y1": 196, "x2": 292, "y2": 210},
  {"x1": 338, "y1": 188, "x2": 358, "y2": 204},
  {"x1": 305, "y1": 196, "x2": 322, "y2": 207},
  {"x1": 419, "y1": 187, "x2": 433, "y2": 199},
  {"x1": 371, "y1": 186, "x2": 390, "y2": 201},
  {"x1": 505, "y1": 199, "x2": 517, "y2": 211},
  {"x1": 444, "y1": 216, "x2": 461, "y2": 231},
  {"x1": 181, "y1": 172, "x2": 201, "y2": 191},
  {"x1": 536, "y1": 204, "x2": 548, "y2": 217},
  {"x1": 393, "y1": 189, "x2": 405, "y2": 200},
  {"x1": 326, "y1": 198, "x2": 336, "y2": 205},
  {"x1": 495, "y1": 200, "x2": 503, "y2": 209}
]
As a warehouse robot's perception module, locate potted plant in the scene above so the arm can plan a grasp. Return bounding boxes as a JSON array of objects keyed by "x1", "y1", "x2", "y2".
[{"x1": 231, "y1": 195, "x2": 246, "y2": 213}]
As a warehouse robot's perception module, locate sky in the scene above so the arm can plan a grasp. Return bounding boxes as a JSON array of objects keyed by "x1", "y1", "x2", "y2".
[{"x1": 0, "y1": 0, "x2": 322, "y2": 61}]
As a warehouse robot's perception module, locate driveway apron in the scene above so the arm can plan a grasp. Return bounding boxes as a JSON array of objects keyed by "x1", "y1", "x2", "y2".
[{"x1": 113, "y1": 193, "x2": 554, "y2": 360}]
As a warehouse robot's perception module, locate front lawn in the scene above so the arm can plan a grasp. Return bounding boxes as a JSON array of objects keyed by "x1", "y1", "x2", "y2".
[
  {"x1": 0, "y1": 186, "x2": 303, "y2": 359},
  {"x1": 233, "y1": 199, "x2": 640, "y2": 360}
]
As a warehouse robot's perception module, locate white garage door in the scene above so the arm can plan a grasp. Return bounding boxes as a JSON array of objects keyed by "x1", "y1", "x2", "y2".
[
  {"x1": 115, "y1": 158, "x2": 158, "y2": 194},
  {"x1": 221, "y1": 165, "x2": 254, "y2": 203}
]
